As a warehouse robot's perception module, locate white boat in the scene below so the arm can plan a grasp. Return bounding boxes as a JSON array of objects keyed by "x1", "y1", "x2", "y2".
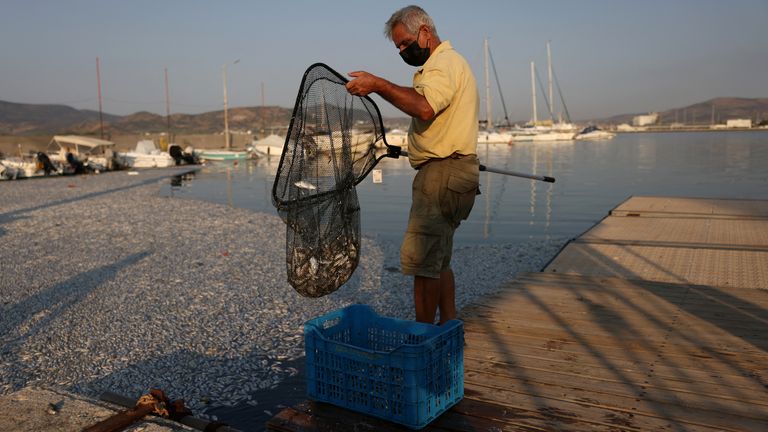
[
  {"x1": 48, "y1": 135, "x2": 116, "y2": 173},
  {"x1": 478, "y1": 130, "x2": 513, "y2": 144},
  {"x1": 196, "y1": 149, "x2": 248, "y2": 161},
  {"x1": 249, "y1": 134, "x2": 285, "y2": 157},
  {"x1": 478, "y1": 38, "x2": 513, "y2": 145},
  {"x1": 574, "y1": 126, "x2": 616, "y2": 141},
  {"x1": 115, "y1": 139, "x2": 175, "y2": 168},
  {"x1": 384, "y1": 129, "x2": 408, "y2": 148},
  {"x1": 0, "y1": 158, "x2": 39, "y2": 179},
  {"x1": 530, "y1": 131, "x2": 575, "y2": 142}
]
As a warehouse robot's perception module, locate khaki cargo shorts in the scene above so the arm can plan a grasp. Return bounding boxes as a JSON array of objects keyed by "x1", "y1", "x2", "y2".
[{"x1": 400, "y1": 154, "x2": 480, "y2": 279}]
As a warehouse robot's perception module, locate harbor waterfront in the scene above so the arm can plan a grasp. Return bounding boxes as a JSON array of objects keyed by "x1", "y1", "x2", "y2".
[
  {"x1": 1, "y1": 131, "x2": 767, "y2": 431},
  {"x1": 162, "y1": 131, "x2": 768, "y2": 246}
]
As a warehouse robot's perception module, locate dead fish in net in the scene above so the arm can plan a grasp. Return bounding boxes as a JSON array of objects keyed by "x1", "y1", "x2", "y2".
[{"x1": 294, "y1": 180, "x2": 317, "y2": 190}]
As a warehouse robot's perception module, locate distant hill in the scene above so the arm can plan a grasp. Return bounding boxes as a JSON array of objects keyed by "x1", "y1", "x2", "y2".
[
  {"x1": 0, "y1": 100, "x2": 294, "y2": 136},
  {"x1": 597, "y1": 97, "x2": 768, "y2": 125},
  {"x1": 2, "y1": 97, "x2": 766, "y2": 135},
  {"x1": 0, "y1": 100, "x2": 121, "y2": 135}
]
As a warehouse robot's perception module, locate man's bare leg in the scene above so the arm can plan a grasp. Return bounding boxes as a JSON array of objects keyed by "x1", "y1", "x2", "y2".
[
  {"x1": 437, "y1": 269, "x2": 456, "y2": 324},
  {"x1": 414, "y1": 275, "x2": 440, "y2": 324},
  {"x1": 414, "y1": 269, "x2": 456, "y2": 324}
]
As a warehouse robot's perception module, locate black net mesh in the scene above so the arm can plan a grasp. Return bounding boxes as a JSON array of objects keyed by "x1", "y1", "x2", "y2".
[{"x1": 272, "y1": 63, "x2": 395, "y2": 297}]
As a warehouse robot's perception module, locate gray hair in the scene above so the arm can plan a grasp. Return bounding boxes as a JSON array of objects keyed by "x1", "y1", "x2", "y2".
[{"x1": 384, "y1": 5, "x2": 439, "y2": 40}]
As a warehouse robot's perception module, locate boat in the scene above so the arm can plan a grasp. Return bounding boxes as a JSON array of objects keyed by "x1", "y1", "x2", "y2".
[
  {"x1": 115, "y1": 140, "x2": 176, "y2": 168},
  {"x1": 531, "y1": 131, "x2": 576, "y2": 141},
  {"x1": 478, "y1": 130, "x2": 513, "y2": 144},
  {"x1": 0, "y1": 158, "x2": 41, "y2": 180},
  {"x1": 514, "y1": 42, "x2": 578, "y2": 143},
  {"x1": 196, "y1": 149, "x2": 248, "y2": 161},
  {"x1": 574, "y1": 125, "x2": 616, "y2": 141},
  {"x1": 47, "y1": 135, "x2": 116, "y2": 173},
  {"x1": 249, "y1": 134, "x2": 284, "y2": 158},
  {"x1": 478, "y1": 37, "x2": 513, "y2": 144},
  {"x1": 384, "y1": 129, "x2": 408, "y2": 147}
]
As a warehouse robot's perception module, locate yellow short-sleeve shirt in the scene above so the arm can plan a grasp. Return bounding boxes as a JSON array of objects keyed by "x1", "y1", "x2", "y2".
[{"x1": 408, "y1": 40, "x2": 479, "y2": 168}]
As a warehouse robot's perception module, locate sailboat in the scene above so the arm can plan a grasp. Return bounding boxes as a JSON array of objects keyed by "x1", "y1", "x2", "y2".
[
  {"x1": 513, "y1": 42, "x2": 577, "y2": 142},
  {"x1": 477, "y1": 37, "x2": 514, "y2": 144}
]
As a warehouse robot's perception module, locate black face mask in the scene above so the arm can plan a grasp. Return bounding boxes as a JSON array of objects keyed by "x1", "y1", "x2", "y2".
[{"x1": 399, "y1": 29, "x2": 430, "y2": 67}]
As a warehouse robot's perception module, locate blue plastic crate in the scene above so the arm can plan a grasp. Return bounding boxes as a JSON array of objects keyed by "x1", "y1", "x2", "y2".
[{"x1": 304, "y1": 304, "x2": 464, "y2": 429}]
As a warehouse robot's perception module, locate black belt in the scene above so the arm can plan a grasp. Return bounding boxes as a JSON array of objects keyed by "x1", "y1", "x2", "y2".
[{"x1": 416, "y1": 152, "x2": 470, "y2": 170}]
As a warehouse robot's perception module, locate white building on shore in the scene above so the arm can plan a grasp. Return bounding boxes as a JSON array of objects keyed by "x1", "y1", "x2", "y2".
[
  {"x1": 726, "y1": 119, "x2": 752, "y2": 128},
  {"x1": 633, "y1": 113, "x2": 660, "y2": 127}
]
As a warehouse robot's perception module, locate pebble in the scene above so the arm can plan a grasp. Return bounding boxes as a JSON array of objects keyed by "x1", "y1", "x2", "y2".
[{"x1": 0, "y1": 167, "x2": 566, "y2": 413}]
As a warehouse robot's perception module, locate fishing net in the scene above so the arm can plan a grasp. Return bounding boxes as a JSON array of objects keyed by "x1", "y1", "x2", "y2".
[{"x1": 272, "y1": 63, "x2": 400, "y2": 297}]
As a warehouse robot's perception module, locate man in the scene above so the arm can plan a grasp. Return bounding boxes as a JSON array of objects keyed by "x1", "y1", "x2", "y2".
[{"x1": 346, "y1": 5, "x2": 480, "y2": 324}]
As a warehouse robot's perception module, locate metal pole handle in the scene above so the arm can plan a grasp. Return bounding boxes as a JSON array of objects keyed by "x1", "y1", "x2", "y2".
[
  {"x1": 480, "y1": 165, "x2": 555, "y2": 183},
  {"x1": 393, "y1": 149, "x2": 555, "y2": 183}
]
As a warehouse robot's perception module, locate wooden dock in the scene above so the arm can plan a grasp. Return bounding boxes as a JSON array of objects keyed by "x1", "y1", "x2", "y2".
[{"x1": 267, "y1": 196, "x2": 768, "y2": 431}]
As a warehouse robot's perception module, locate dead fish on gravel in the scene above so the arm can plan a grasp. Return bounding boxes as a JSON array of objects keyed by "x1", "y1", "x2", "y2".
[{"x1": 47, "y1": 400, "x2": 64, "y2": 415}]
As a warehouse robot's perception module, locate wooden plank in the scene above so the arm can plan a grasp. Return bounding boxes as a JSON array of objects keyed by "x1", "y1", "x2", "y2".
[
  {"x1": 579, "y1": 217, "x2": 768, "y2": 248},
  {"x1": 463, "y1": 319, "x2": 768, "y2": 368},
  {"x1": 610, "y1": 196, "x2": 768, "y2": 219},
  {"x1": 466, "y1": 298, "x2": 768, "y2": 335},
  {"x1": 464, "y1": 355, "x2": 768, "y2": 413},
  {"x1": 464, "y1": 344, "x2": 768, "y2": 397},
  {"x1": 464, "y1": 370, "x2": 768, "y2": 432},
  {"x1": 463, "y1": 310, "x2": 768, "y2": 358},
  {"x1": 543, "y1": 243, "x2": 768, "y2": 290}
]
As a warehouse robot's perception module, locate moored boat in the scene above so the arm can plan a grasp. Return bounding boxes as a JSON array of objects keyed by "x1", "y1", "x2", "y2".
[
  {"x1": 249, "y1": 134, "x2": 285, "y2": 158},
  {"x1": 47, "y1": 135, "x2": 116, "y2": 173},
  {"x1": 196, "y1": 149, "x2": 248, "y2": 161},
  {"x1": 574, "y1": 125, "x2": 616, "y2": 140},
  {"x1": 115, "y1": 139, "x2": 175, "y2": 168}
]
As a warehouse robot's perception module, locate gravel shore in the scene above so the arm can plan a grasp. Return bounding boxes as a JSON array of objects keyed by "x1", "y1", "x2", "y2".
[{"x1": 0, "y1": 167, "x2": 566, "y2": 428}]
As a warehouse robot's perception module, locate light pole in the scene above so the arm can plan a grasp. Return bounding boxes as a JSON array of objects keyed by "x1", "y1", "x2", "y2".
[{"x1": 222, "y1": 59, "x2": 239, "y2": 150}]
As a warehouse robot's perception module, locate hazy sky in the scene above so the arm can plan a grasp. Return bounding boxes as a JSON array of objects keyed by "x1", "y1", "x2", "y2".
[{"x1": 2, "y1": 0, "x2": 766, "y2": 121}]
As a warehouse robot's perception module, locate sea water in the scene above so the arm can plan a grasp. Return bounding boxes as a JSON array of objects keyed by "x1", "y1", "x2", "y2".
[{"x1": 161, "y1": 131, "x2": 768, "y2": 245}]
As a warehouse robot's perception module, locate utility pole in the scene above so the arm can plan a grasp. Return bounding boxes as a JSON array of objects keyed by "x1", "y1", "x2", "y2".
[
  {"x1": 96, "y1": 57, "x2": 104, "y2": 139},
  {"x1": 261, "y1": 81, "x2": 265, "y2": 107}
]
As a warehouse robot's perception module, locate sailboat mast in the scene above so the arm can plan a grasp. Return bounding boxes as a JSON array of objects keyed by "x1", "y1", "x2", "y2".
[
  {"x1": 484, "y1": 37, "x2": 492, "y2": 130},
  {"x1": 164, "y1": 67, "x2": 171, "y2": 138},
  {"x1": 547, "y1": 41, "x2": 553, "y2": 121},
  {"x1": 96, "y1": 57, "x2": 104, "y2": 139},
  {"x1": 223, "y1": 64, "x2": 230, "y2": 150},
  {"x1": 531, "y1": 61, "x2": 537, "y2": 124}
]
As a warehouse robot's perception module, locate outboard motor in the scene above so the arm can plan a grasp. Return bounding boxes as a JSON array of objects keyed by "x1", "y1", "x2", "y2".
[
  {"x1": 182, "y1": 146, "x2": 198, "y2": 164},
  {"x1": 36, "y1": 152, "x2": 57, "y2": 175},
  {"x1": 168, "y1": 144, "x2": 184, "y2": 165},
  {"x1": 66, "y1": 152, "x2": 85, "y2": 174}
]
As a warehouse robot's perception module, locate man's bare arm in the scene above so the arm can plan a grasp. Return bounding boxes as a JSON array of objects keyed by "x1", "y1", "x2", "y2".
[{"x1": 346, "y1": 71, "x2": 435, "y2": 121}]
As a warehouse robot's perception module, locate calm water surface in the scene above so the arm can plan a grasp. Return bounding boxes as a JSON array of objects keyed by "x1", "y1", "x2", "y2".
[{"x1": 162, "y1": 131, "x2": 768, "y2": 245}]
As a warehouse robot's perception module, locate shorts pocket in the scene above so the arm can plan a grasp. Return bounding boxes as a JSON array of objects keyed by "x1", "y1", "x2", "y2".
[{"x1": 441, "y1": 173, "x2": 478, "y2": 224}]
